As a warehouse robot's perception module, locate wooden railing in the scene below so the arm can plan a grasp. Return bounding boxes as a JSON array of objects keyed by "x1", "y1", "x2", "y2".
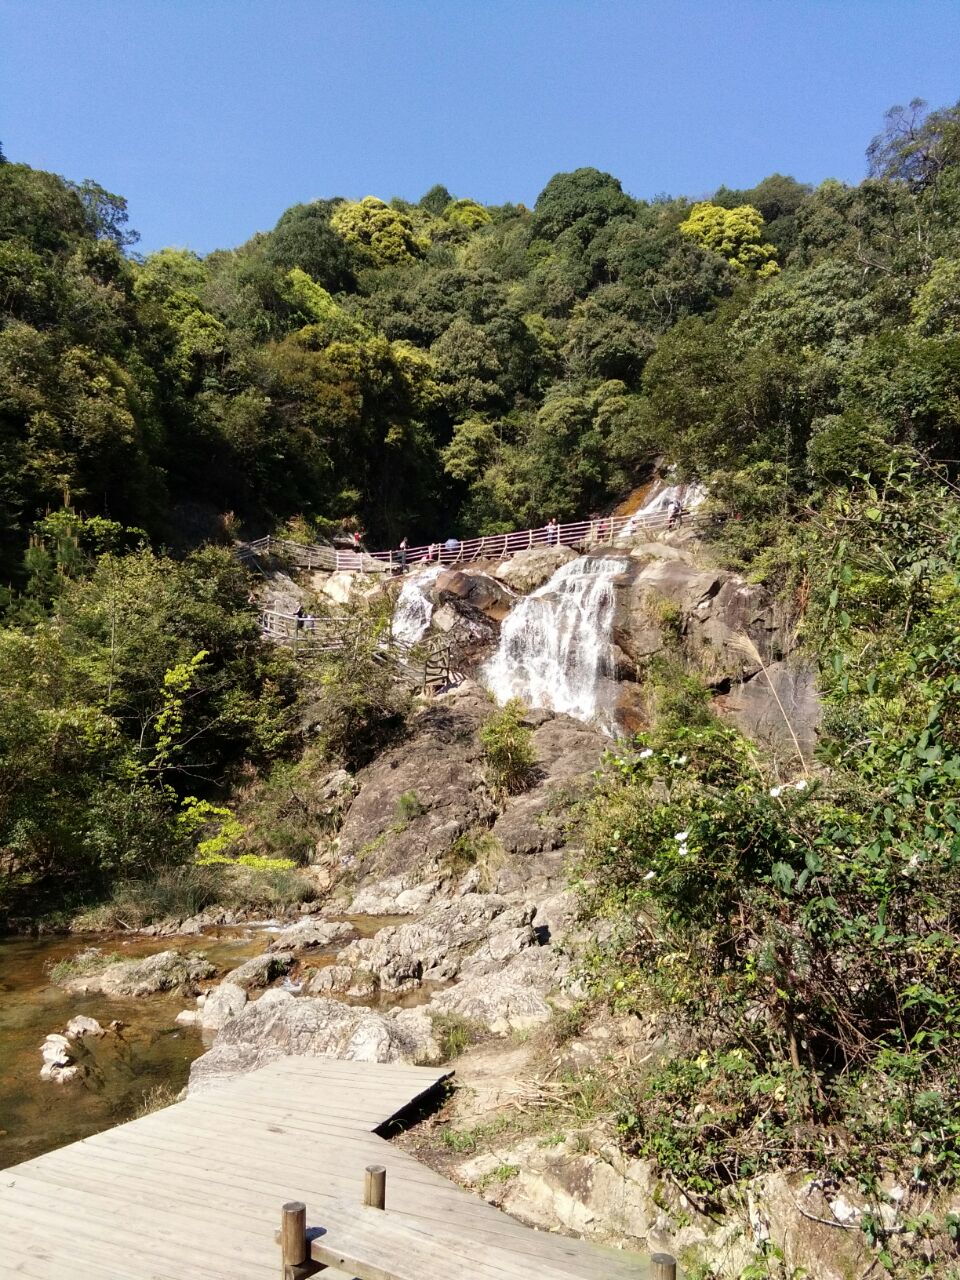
[
  {"x1": 260, "y1": 609, "x2": 464, "y2": 692},
  {"x1": 278, "y1": 1165, "x2": 678, "y2": 1279},
  {"x1": 239, "y1": 504, "x2": 691, "y2": 577}
]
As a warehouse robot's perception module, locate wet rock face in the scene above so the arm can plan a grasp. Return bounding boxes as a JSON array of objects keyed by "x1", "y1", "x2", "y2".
[
  {"x1": 434, "y1": 570, "x2": 515, "y2": 622},
  {"x1": 428, "y1": 601, "x2": 500, "y2": 673}
]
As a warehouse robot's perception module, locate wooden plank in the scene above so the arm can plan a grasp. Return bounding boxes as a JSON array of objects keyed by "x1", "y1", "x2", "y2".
[
  {"x1": 0, "y1": 1189, "x2": 262, "y2": 1280},
  {"x1": 16, "y1": 1126, "x2": 644, "y2": 1276},
  {"x1": 13, "y1": 1128, "x2": 617, "y2": 1273},
  {"x1": 15, "y1": 1128, "x2": 536, "y2": 1243},
  {"x1": 310, "y1": 1203, "x2": 580, "y2": 1280},
  {"x1": 0, "y1": 1056, "x2": 651, "y2": 1280}
]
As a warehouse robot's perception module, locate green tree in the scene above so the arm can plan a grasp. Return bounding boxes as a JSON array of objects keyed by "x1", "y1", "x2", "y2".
[
  {"x1": 678, "y1": 202, "x2": 779, "y2": 276},
  {"x1": 331, "y1": 197, "x2": 425, "y2": 267}
]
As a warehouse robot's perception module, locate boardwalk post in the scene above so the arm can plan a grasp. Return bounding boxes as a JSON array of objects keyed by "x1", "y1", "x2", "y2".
[
  {"x1": 650, "y1": 1252, "x2": 677, "y2": 1280},
  {"x1": 363, "y1": 1163, "x2": 387, "y2": 1209},
  {"x1": 280, "y1": 1200, "x2": 307, "y2": 1278}
]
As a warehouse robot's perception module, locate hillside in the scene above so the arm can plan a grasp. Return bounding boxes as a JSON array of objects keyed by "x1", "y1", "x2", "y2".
[{"x1": 2, "y1": 98, "x2": 960, "y2": 1276}]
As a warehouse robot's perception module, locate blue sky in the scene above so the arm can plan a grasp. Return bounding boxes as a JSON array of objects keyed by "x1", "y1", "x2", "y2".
[{"x1": 3, "y1": 0, "x2": 959, "y2": 256}]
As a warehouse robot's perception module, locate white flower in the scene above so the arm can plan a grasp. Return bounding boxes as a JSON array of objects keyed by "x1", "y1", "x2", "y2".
[
  {"x1": 643, "y1": 870, "x2": 656, "y2": 881},
  {"x1": 639, "y1": 748, "x2": 653, "y2": 759},
  {"x1": 769, "y1": 785, "x2": 783, "y2": 798},
  {"x1": 674, "y1": 830, "x2": 689, "y2": 842},
  {"x1": 675, "y1": 755, "x2": 687, "y2": 765},
  {"x1": 794, "y1": 779, "x2": 808, "y2": 791},
  {"x1": 678, "y1": 844, "x2": 689, "y2": 857}
]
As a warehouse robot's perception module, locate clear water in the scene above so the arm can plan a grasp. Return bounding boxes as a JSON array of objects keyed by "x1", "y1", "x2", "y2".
[
  {"x1": 482, "y1": 556, "x2": 628, "y2": 728},
  {"x1": 0, "y1": 929, "x2": 265, "y2": 1169},
  {"x1": 0, "y1": 914, "x2": 411, "y2": 1169}
]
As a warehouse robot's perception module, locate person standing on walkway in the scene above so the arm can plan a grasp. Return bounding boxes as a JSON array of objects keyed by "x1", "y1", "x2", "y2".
[
  {"x1": 398, "y1": 536, "x2": 408, "y2": 571},
  {"x1": 546, "y1": 517, "x2": 558, "y2": 545}
]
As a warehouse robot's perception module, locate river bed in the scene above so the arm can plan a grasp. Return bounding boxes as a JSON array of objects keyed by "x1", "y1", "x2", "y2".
[
  {"x1": 0, "y1": 928, "x2": 266, "y2": 1169},
  {"x1": 0, "y1": 913, "x2": 413, "y2": 1170}
]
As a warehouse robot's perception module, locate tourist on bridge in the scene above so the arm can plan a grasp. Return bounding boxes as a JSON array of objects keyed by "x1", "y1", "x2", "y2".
[
  {"x1": 667, "y1": 499, "x2": 683, "y2": 530},
  {"x1": 546, "y1": 517, "x2": 558, "y2": 545},
  {"x1": 398, "y1": 536, "x2": 408, "y2": 571},
  {"x1": 443, "y1": 536, "x2": 459, "y2": 562}
]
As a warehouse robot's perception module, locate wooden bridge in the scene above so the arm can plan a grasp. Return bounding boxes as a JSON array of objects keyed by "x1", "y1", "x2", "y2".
[
  {"x1": 0, "y1": 1057, "x2": 678, "y2": 1279},
  {"x1": 238, "y1": 504, "x2": 688, "y2": 577},
  {"x1": 258, "y1": 610, "x2": 465, "y2": 689}
]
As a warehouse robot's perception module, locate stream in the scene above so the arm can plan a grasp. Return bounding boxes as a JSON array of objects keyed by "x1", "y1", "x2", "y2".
[{"x1": 0, "y1": 914, "x2": 409, "y2": 1170}]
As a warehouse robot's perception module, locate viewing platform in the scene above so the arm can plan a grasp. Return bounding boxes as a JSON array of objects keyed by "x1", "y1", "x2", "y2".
[{"x1": 0, "y1": 1056, "x2": 676, "y2": 1278}]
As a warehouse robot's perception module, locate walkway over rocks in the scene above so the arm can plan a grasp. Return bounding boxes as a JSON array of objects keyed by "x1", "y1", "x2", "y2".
[
  {"x1": 0, "y1": 1056, "x2": 667, "y2": 1279},
  {"x1": 239, "y1": 504, "x2": 690, "y2": 576}
]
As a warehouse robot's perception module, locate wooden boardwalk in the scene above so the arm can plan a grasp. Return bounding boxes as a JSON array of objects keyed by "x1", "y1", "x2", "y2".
[{"x1": 0, "y1": 1057, "x2": 656, "y2": 1279}]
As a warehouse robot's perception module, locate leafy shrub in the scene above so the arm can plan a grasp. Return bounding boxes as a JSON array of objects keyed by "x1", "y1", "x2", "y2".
[
  {"x1": 392, "y1": 790, "x2": 425, "y2": 829},
  {"x1": 576, "y1": 471, "x2": 960, "y2": 1218},
  {"x1": 479, "y1": 700, "x2": 537, "y2": 797},
  {"x1": 307, "y1": 598, "x2": 413, "y2": 771}
]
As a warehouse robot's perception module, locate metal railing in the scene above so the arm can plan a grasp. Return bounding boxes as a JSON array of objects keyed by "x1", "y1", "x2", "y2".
[{"x1": 241, "y1": 505, "x2": 689, "y2": 576}]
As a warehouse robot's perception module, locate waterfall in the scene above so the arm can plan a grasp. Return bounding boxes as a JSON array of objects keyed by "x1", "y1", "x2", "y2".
[
  {"x1": 622, "y1": 481, "x2": 707, "y2": 534},
  {"x1": 392, "y1": 567, "x2": 441, "y2": 645},
  {"x1": 482, "y1": 556, "x2": 628, "y2": 728}
]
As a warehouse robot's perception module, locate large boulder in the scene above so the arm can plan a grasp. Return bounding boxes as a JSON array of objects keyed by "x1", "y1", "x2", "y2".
[
  {"x1": 187, "y1": 995, "x2": 428, "y2": 1093},
  {"x1": 62, "y1": 950, "x2": 216, "y2": 997},
  {"x1": 435, "y1": 570, "x2": 515, "y2": 621},
  {"x1": 199, "y1": 981, "x2": 248, "y2": 1031},
  {"x1": 613, "y1": 556, "x2": 788, "y2": 683},
  {"x1": 224, "y1": 952, "x2": 295, "y2": 990},
  {"x1": 334, "y1": 894, "x2": 538, "y2": 993},
  {"x1": 266, "y1": 919, "x2": 356, "y2": 952},
  {"x1": 428, "y1": 948, "x2": 566, "y2": 1034},
  {"x1": 492, "y1": 546, "x2": 578, "y2": 594},
  {"x1": 717, "y1": 659, "x2": 821, "y2": 763}
]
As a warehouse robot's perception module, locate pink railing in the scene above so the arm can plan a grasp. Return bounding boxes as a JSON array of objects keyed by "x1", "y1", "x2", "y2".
[
  {"x1": 331, "y1": 507, "x2": 682, "y2": 571},
  {"x1": 241, "y1": 505, "x2": 690, "y2": 575}
]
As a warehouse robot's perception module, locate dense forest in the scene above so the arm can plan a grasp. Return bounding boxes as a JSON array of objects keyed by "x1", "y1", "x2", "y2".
[
  {"x1": 1, "y1": 96, "x2": 956, "y2": 579},
  {"x1": 2, "y1": 94, "x2": 960, "y2": 907}
]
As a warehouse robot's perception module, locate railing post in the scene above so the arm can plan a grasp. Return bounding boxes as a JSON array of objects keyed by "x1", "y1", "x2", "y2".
[
  {"x1": 281, "y1": 1201, "x2": 307, "y2": 1278},
  {"x1": 651, "y1": 1252, "x2": 677, "y2": 1280},
  {"x1": 363, "y1": 1164, "x2": 386, "y2": 1209}
]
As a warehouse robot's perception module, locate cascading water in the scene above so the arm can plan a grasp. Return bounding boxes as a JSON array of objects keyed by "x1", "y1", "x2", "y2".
[
  {"x1": 482, "y1": 556, "x2": 628, "y2": 729},
  {"x1": 392, "y1": 566, "x2": 441, "y2": 645}
]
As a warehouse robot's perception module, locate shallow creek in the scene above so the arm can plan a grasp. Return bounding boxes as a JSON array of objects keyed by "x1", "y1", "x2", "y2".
[{"x1": 0, "y1": 914, "x2": 409, "y2": 1169}]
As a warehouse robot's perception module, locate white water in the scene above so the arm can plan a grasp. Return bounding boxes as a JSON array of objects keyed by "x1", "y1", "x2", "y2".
[
  {"x1": 622, "y1": 481, "x2": 708, "y2": 534},
  {"x1": 482, "y1": 556, "x2": 628, "y2": 728},
  {"x1": 392, "y1": 567, "x2": 441, "y2": 644}
]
